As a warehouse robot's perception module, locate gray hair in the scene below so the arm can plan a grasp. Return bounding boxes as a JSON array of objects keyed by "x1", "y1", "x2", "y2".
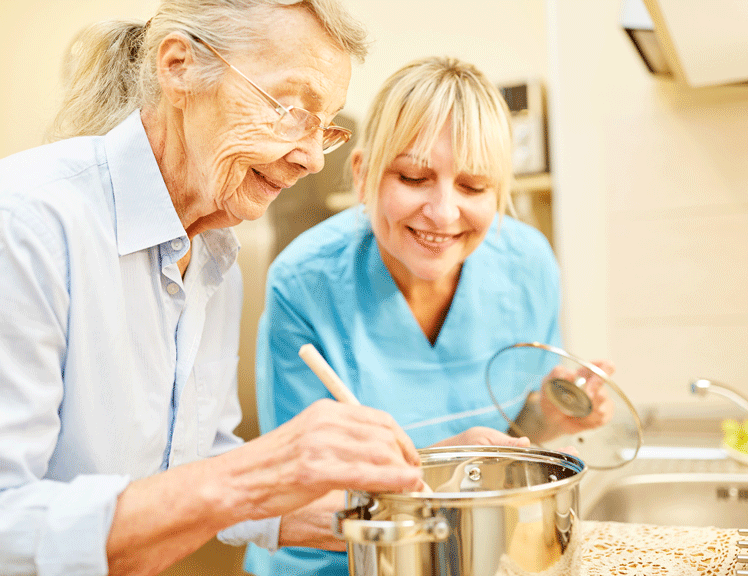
[{"x1": 48, "y1": 0, "x2": 369, "y2": 141}]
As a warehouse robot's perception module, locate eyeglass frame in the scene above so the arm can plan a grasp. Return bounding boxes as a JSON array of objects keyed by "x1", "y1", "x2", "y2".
[{"x1": 192, "y1": 35, "x2": 352, "y2": 154}]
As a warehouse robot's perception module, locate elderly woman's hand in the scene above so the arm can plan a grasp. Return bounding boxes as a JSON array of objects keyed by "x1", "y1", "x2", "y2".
[
  {"x1": 278, "y1": 489, "x2": 347, "y2": 551},
  {"x1": 429, "y1": 427, "x2": 531, "y2": 448},
  {"x1": 217, "y1": 399, "x2": 423, "y2": 524}
]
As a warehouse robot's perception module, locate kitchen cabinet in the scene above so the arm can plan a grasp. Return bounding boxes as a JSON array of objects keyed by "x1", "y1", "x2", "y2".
[
  {"x1": 511, "y1": 172, "x2": 554, "y2": 250},
  {"x1": 623, "y1": 0, "x2": 748, "y2": 87}
]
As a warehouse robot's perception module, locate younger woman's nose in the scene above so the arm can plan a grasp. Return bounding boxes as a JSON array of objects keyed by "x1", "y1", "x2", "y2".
[{"x1": 423, "y1": 183, "x2": 460, "y2": 224}]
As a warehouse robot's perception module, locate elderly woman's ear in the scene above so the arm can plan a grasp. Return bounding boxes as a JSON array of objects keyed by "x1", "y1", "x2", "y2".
[{"x1": 156, "y1": 33, "x2": 197, "y2": 109}]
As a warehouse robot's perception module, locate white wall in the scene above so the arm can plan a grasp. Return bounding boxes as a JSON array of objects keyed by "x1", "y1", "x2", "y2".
[
  {"x1": 342, "y1": 0, "x2": 548, "y2": 120},
  {"x1": 3, "y1": 0, "x2": 743, "y2": 424},
  {"x1": 0, "y1": 0, "x2": 547, "y2": 158},
  {"x1": 547, "y1": 1, "x2": 748, "y2": 409},
  {"x1": 0, "y1": 0, "x2": 157, "y2": 159}
]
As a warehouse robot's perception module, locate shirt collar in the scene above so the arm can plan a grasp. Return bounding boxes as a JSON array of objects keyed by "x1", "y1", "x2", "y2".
[
  {"x1": 202, "y1": 227, "x2": 241, "y2": 278},
  {"x1": 104, "y1": 110, "x2": 187, "y2": 256}
]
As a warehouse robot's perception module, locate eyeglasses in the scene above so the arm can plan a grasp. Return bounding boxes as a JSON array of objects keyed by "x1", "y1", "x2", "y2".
[{"x1": 194, "y1": 37, "x2": 351, "y2": 154}]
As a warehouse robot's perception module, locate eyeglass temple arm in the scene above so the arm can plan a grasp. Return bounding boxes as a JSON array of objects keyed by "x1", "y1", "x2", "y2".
[{"x1": 192, "y1": 36, "x2": 289, "y2": 115}]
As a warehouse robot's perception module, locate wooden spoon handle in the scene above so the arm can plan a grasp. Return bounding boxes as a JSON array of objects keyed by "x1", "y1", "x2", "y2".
[
  {"x1": 299, "y1": 344, "x2": 361, "y2": 405},
  {"x1": 299, "y1": 343, "x2": 434, "y2": 493}
]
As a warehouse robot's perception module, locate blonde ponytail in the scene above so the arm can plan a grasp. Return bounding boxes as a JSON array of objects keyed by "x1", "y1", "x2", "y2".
[
  {"x1": 48, "y1": 20, "x2": 147, "y2": 141},
  {"x1": 47, "y1": 1, "x2": 368, "y2": 142}
]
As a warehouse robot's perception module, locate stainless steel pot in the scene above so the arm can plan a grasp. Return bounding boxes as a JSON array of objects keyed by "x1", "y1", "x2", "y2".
[{"x1": 334, "y1": 446, "x2": 586, "y2": 576}]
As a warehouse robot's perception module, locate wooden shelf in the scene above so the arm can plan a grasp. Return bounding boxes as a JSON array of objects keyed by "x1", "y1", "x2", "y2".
[
  {"x1": 511, "y1": 172, "x2": 552, "y2": 195},
  {"x1": 510, "y1": 172, "x2": 554, "y2": 249}
]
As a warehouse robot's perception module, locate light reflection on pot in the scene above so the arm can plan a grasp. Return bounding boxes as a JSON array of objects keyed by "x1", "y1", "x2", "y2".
[{"x1": 334, "y1": 446, "x2": 586, "y2": 576}]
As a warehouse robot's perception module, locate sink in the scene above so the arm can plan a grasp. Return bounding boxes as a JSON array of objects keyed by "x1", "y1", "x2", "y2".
[
  {"x1": 582, "y1": 445, "x2": 748, "y2": 528},
  {"x1": 584, "y1": 471, "x2": 748, "y2": 527}
]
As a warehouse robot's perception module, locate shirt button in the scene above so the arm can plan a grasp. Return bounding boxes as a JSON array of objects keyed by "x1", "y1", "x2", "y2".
[
  {"x1": 166, "y1": 282, "x2": 180, "y2": 295},
  {"x1": 171, "y1": 239, "x2": 183, "y2": 251}
]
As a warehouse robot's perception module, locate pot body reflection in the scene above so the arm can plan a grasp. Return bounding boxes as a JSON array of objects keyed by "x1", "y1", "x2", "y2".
[{"x1": 335, "y1": 446, "x2": 586, "y2": 576}]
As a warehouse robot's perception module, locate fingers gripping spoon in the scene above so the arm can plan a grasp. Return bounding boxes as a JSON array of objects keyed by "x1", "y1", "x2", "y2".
[{"x1": 298, "y1": 344, "x2": 433, "y2": 493}]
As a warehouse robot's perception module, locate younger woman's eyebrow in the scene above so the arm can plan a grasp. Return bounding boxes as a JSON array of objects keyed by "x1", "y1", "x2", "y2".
[{"x1": 395, "y1": 152, "x2": 430, "y2": 166}]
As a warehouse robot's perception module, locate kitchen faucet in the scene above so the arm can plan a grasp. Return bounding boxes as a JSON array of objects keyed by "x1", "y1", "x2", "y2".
[
  {"x1": 691, "y1": 379, "x2": 748, "y2": 576},
  {"x1": 690, "y1": 378, "x2": 748, "y2": 414}
]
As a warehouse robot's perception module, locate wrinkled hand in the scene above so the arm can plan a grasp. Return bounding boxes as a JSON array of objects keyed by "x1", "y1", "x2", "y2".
[
  {"x1": 429, "y1": 427, "x2": 531, "y2": 448},
  {"x1": 278, "y1": 490, "x2": 347, "y2": 551},
  {"x1": 539, "y1": 360, "x2": 616, "y2": 436},
  {"x1": 226, "y1": 399, "x2": 423, "y2": 522}
]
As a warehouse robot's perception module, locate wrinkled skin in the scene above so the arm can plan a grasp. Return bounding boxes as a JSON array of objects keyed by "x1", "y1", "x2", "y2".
[
  {"x1": 144, "y1": 6, "x2": 351, "y2": 242},
  {"x1": 281, "y1": 426, "x2": 531, "y2": 552},
  {"x1": 104, "y1": 8, "x2": 426, "y2": 576}
]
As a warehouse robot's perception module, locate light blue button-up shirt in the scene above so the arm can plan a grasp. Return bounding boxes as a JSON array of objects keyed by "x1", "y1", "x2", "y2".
[{"x1": 0, "y1": 111, "x2": 278, "y2": 575}]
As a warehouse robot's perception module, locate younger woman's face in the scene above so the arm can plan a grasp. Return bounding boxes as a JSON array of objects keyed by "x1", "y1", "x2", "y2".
[{"x1": 365, "y1": 121, "x2": 499, "y2": 289}]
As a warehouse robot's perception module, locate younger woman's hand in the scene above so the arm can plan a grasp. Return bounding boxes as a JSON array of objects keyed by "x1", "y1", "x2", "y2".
[
  {"x1": 429, "y1": 427, "x2": 531, "y2": 448},
  {"x1": 539, "y1": 360, "x2": 616, "y2": 436}
]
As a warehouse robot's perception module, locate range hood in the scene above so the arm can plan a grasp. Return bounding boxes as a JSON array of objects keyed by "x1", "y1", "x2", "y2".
[{"x1": 621, "y1": 0, "x2": 748, "y2": 87}]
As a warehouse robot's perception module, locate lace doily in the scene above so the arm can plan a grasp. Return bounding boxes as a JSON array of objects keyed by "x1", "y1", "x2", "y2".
[
  {"x1": 579, "y1": 521, "x2": 740, "y2": 575},
  {"x1": 496, "y1": 521, "x2": 741, "y2": 576}
]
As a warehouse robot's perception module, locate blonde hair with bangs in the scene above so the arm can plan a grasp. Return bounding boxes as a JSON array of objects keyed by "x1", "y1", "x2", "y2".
[{"x1": 356, "y1": 56, "x2": 514, "y2": 218}]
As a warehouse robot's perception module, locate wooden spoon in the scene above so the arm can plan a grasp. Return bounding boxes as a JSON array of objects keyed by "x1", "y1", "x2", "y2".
[
  {"x1": 299, "y1": 344, "x2": 361, "y2": 405},
  {"x1": 298, "y1": 344, "x2": 433, "y2": 493}
]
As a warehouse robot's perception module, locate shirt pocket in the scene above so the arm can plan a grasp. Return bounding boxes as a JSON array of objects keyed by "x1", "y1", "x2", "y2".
[{"x1": 194, "y1": 355, "x2": 239, "y2": 457}]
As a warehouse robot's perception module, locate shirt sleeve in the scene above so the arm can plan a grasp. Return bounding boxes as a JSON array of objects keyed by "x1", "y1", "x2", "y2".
[
  {"x1": 0, "y1": 207, "x2": 130, "y2": 576},
  {"x1": 543, "y1": 247, "x2": 563, "y2": 349},
  {"x1": 0, "y1": 475, "x2": 131, "y2": 576},
  {"x1": 526, "y1": 229, "x2": 563, "y2": 392},
  {"x1": 255, "y1": 268, "x2": 333, "y2": 435},
  {"x1": 216, "y1": 516, "x2": 281, "y2": 551}
]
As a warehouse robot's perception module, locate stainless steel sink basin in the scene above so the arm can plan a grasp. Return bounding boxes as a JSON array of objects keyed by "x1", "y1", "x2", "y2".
[
  {"x1": 582, "y1": 446, "x2": 748, "y2": 528},
  {"x1": 585, "y1": 472, "x2": 748, "y2": 527}
]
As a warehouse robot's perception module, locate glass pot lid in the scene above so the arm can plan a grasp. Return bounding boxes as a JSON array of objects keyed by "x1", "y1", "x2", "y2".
[{"x1": 485, "y1": 342, "x2": 643, "y2": 470}]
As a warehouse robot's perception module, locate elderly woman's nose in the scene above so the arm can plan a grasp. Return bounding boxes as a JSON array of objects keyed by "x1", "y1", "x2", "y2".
[
  {"x1": 423, "y1": 183, "x2": 460, "y2": 223},
  {"x1": 289, "y1": 133, "x2": 325, "y2": 174}
]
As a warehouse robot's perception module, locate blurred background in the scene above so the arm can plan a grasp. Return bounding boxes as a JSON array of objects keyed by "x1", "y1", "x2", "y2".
[{"x1": 2, "y1": 1, "x2": 747, "y2": 574}]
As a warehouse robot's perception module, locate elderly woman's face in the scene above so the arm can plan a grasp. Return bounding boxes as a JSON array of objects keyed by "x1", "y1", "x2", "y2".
[
  {"x1": 370, "y1": 121, "x2": 498, "y2": 288},
  {"x1": 182, "y1": 7, "x2": 351, "y2": 226}
]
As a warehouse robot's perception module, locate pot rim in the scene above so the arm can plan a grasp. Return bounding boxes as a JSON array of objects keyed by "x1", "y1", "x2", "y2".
[{"x1": 350, "y1": 445, "x2": 587, "y2": 504}]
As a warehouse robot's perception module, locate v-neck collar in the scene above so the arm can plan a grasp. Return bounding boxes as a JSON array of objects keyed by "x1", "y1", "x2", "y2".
[{"x1": 365, "y1": 231, "x2": 473, "y2": 351}]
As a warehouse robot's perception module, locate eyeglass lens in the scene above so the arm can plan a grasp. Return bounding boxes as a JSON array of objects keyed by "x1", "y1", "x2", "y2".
[
  {"x1": 273, "y1": 108, "x2": 351, "y2": 153},
  {"x1": 195, "y1": 36, "x2": 350, "y2": 154}
]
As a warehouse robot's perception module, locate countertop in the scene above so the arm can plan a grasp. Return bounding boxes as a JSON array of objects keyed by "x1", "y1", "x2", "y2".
[
  {"x1": 499, "y1": 520, "x2": 742, "y2": 575},
  {"x1": 576, "y1": 520, "x2": 742, "y2": 575}
]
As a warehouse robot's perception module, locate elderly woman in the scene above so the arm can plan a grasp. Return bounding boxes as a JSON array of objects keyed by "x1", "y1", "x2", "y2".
[
  {"x1": 0, "y1": 2, "x2": 427, "y2": 575},
  {"x1": 247, "y1": 56, "x2": 613, "y2": 575}
]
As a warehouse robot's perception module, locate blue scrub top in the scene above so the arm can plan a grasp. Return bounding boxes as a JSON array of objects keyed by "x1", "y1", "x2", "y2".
[{"x1": 246, "y1": 206, "x2": 562, "y2": 576}]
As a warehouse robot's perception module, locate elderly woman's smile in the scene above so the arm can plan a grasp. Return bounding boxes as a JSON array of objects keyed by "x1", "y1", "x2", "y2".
[{"x1": 156, "y1": 5, "x2": 352, "y2": 235}]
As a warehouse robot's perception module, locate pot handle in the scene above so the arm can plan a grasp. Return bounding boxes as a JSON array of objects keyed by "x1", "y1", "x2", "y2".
[{"x1": 334, "y1": 507, "x2": 450, "y2": 545}]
